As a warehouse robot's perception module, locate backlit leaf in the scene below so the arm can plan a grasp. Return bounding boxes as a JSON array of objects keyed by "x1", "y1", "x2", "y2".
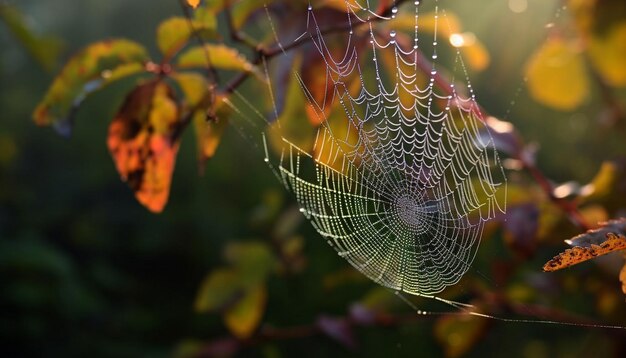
[
  {"x1": 177, "y1": 44, "x2": 262, "y2": 78},
  {"x1": 525, "y1": 37, "x2": 589, "y2": 110},
  {"x1": 193, "y1": 94, "x2": 231, "y2": 173},
  {"x1": 107, "y1": 81, "x2": 180, "y2": 213},
  {"x1": 564, "y1": 218, "x2": 626, "y2": 247},
  {"x1": 194, "y1": 268, "x2": 242, "y2": 312},
  {"x1": 172, "y1": 71, "x2": 210, "y2": 107},
  {"x1": 224, "y1": 285, "x2": 267, "y2": 339},
  {"x1": 543, "y1": 219, "x2": 626, "y2": 272},
  {"x1": 186, "y1": 0, "x2": 201, "y2": 9},
  {"x1": 588, "y1": 22, "x2": 626, "y2": 87},
  {"x1": 33, "y1": 39, "x2": 149, "y2": 136},
  {"x1": 156, "y1": 16, "x2": 217, "y2": 60}
]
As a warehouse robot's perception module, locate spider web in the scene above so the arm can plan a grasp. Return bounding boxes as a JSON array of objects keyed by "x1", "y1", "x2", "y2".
[{"x1": 227, "y1": 0, "x2": 507, "y2": 298}]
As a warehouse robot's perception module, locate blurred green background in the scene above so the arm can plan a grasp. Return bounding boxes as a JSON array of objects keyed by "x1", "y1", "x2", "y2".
[{"x1": 1, "y1": 0, "x2": 625, "y2": 357}]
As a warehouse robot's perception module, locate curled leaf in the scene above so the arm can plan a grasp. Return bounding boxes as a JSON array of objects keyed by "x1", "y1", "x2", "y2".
[
  {"x1": 33, "y1": 39, "x2": 149, "y2": 136},
  {"x1": 107, "y1": 81, "x2": 180, "y2": 213},
  {"x1": 543, "y1": 219, "x2": 626, "y2": 272}
]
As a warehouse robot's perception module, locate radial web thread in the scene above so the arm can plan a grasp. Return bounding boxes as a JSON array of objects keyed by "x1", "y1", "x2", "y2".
[{"x1": 230, "y1": 0, "x2": 507, "y2": 297}]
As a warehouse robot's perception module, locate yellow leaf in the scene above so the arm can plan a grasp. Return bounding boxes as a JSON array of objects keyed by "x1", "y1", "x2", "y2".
[
  {"x1": 172, "y1": 72, "x2": 209, "y2": 107},
  {"x1": 193, "y1": 109, "x2": 228, "y2": 164},
  {"x1": 525, "y1": 37, "x2": 589, "y2": 110},
  {"x1": 156, "y1": 17, "x2": 217, "y2": 59},
  {"x1": 177, "y1": 44, "x2": 261, "y2": 79},
  {"x1": 588, "y1": 23, "x2": 626, "y2": 87},
  {"x1": 224, "y1": 285, "x2": 267, "y2": 339}
]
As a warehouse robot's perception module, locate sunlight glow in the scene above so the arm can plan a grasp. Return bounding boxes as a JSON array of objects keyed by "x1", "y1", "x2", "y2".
[
  {"x1": 509, "y1": 0, "x2": 528, "y2": 13},
  {"x1": 449, "y1": 32, "x2": 476, "y2": 48}
]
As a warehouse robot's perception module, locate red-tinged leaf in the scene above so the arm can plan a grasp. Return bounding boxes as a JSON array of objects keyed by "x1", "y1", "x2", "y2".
[
  {"x1": 317, "y1": 315, "x2": 357, "y2": 350},
  {"x1": 34, "y1": 39, "x2": 149, "y2": 136},
  {"x1": 224, "y1": 285, "x2": 267, "y2": 339},
  {"x1": 543, "y1": 231, "x2": 626, "y2": 272},
  {"x1": 107, "y1": 81, "x2": 180, "y2": 213},
  {"x1": 156, "y1": 16, "x2": 217, "y2": 60}
]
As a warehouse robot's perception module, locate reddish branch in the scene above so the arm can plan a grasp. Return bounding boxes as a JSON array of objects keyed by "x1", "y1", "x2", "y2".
[
  {"x1": 222, "y1": 0, "x2": 410, "y2": 94},
  {"x1": 192, "y1": 299, "x2": 619, "y2": 357}
]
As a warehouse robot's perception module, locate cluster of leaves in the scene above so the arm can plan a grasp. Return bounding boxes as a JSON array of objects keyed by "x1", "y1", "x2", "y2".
[
  {"x1": 525, "y1": 0, "x2": 626, "y2": 111},
  {"x1": 28, "y1": 0, "x2": 626, "y2": 357},
  {"x1": 33, "y1": 2, "x2": 258, "y2": 212}
]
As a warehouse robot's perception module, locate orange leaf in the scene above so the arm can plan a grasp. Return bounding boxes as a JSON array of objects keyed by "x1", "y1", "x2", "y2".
[
  {"x1": 543, "y1": 232, "x2": 626, "y2": 272},
  {"x1": 107, "y1": 81, "x2": 180, "y2": 213},
  {"x1": 187, "y1": 0, "x2": 200, "y2": 9}
]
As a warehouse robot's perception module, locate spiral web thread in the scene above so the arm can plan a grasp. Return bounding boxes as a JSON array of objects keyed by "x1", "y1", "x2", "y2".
[{"x1": 227, "y1": 0, "x2": 507, "y2": 298}]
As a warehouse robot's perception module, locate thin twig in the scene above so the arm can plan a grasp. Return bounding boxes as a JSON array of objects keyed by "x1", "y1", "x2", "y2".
[{"x1": 222, "y1": 0, "x2": 409, "y2": 94}]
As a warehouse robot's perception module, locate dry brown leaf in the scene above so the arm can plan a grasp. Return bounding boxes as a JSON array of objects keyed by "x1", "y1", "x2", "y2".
[{"x1": 543, "y1": 232, "x2": 626, "y2": 272}]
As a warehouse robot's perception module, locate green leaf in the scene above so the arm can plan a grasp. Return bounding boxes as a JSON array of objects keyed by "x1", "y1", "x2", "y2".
[
  {"x1": 194, "y1": 268, "x2": 242, "y2": 313},
  {"x1": 177, "y1": 44, "x2": 261, "y2": 78},
  {"x1": 0, "y1": 3, "x2": 63, "y2": 71},
  {"x1": 224, "y1": 284, "x2": 267, "y2": 339},
  {"x1": 156, "y1": 16, "x2": 217, "y2": 60},
  {"x1": 224, "y1": 241, "x2": 276, "y2": 287},
  {"x1": 33, "y1": 39, "x2": 149, "y2": 136}
]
